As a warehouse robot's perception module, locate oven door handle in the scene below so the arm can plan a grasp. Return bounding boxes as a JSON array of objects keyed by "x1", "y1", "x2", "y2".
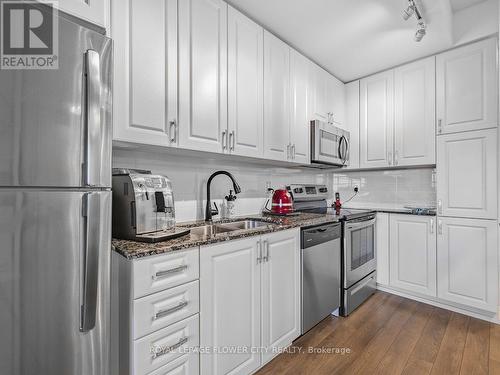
[{"x1": 346, "y1": 218, "x2": 376, "y2": 231}]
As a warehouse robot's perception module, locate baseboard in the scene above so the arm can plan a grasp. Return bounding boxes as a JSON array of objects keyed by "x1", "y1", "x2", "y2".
[{"x1": 377, "y1": 284, "x2": 500, "y2": 325}]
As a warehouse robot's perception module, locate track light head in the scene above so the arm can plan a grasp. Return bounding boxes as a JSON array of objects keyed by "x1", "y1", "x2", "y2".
[
  {"x1": 402, "y1": 6, "x2": 415, "y2": 20},
  {"x1": 414, "y1": 21, "x2": 426, "y2": 42}
]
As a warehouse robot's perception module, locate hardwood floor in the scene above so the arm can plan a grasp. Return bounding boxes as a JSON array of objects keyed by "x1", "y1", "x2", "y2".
[{"x1": 256, "y1": 292, "x2": 500, "y2": 375}]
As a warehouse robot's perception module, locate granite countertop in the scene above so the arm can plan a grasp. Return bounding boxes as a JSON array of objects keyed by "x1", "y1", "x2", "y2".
[
  {"x1": 343, "y1": 205, "x2": 436, "y2": 216},
  {"x1": 112, "y1": 212, "x2": 341, "y2": 259}
]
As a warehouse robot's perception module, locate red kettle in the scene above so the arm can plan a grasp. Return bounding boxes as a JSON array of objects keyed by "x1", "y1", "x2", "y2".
[{"x1": 271, "y1": 189, "x2": 294, "y2": 214}]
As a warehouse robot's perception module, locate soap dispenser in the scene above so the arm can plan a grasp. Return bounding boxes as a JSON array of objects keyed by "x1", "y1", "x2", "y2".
[{"x1": 224, "y1": 190, "x2": 237, "y2": 219}]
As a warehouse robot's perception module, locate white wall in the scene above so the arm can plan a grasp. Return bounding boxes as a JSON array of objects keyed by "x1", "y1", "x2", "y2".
[{"x1": 452, "y1": 0, "x2": 498, "y2": 45}]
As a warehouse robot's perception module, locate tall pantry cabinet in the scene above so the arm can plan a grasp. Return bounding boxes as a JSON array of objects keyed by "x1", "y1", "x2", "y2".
[{"x1": 435, "y1": 38, "x2": 499, "y2": 313}]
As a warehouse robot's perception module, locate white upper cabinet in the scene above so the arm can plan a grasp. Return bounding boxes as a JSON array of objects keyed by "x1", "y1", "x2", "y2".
[
  {"x1": 311, "y1": 66, "x2": 344, "y2": 126},
  {"x1": 312, "y1": 66, "x2": 328, "y2": 122},
  {"x1": 394, "y1": 57, "x2": 436, "y2": 166},
  {"x1": 436, "y1": 38, "x2": 498, "y2": 134},
  {"x1": 360, "y1": 70, "x2": 394, "y2": 168},
  {"x1": 178, "y1": 0, "x2": 227, "y2": 153},
  {"x1": 112, "y1": 0, "x2": 177, "y2": 147},
  {"x1": 437, "y1": 217, "x2": 498, "y2": 312},
  {"x1": 260, "y1": 229, "x2": 300, "y2": 365},
  {"x1": 200, "y1": 237, "x2": 261, "y2": 375},
  {"x1": 437, "y1": 128, "x2": 497, "y2": 219},
  {"x1": 227, "y1": 7, "x2": 264, "y2": 158},
  {"x1": 289, "y1": 50, "x2": 312, "y2": 164},
  {"x1": 389, "y1": 214, "x2": 437, "y2": 297},
  {"x1": 344, "y1": 80, "x2": 360, "y2": 169},
  {"x1": 327, "y1": 74, "x2": 346, "y2": 127},
  {"x1": 263, "y1": 31, "x2": 291, "y2": 161},
  {"x1": 56, "y1": 0, "x2": 108, "y2": 28}
]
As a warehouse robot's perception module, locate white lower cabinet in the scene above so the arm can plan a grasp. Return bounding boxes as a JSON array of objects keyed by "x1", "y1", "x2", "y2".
[
  {"x1": 200, "y1": 236, "x2": 261, "y2": 375},
  {"x1": 200, "y1": 228, "x2": 300, "y2": 375},
  {"x1": 437, "y1": 217, "x2": 498, "y2": 313},
  {"x1": 260, "y1": 230, "x2": 301, "y2": 364},
  {"x1": 375, "y1": 213, "x2": 390, "y2": 286},
  {"x1": 112, "y1": 248, "x2": 200, "y2": 375},
  {"x1": 389, "y1": 214, "x2": 437, "y2": 297}
]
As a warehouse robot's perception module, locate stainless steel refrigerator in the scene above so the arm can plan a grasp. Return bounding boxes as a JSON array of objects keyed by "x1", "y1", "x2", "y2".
[{"x1": 0, "y1": 8, "x2": 112, "y2": 375}]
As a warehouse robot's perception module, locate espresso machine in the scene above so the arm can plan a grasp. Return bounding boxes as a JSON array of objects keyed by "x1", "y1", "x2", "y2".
[{"x1": 112, "y1": 169, "x2": 190, "y2": 242}]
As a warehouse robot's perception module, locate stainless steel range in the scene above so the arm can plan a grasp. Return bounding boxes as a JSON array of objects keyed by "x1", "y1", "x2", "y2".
[{"x1": 288, "y1": 184, "x2": 377, "y2": 317}]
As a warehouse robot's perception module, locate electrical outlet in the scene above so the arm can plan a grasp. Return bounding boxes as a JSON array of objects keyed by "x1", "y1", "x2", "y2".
[{"x1": 265, "y1": 181, "x2": 272, "y2": 192}]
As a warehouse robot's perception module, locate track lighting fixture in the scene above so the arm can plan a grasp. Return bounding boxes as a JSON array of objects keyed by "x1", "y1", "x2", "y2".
[
  {"x1": 414, "y1": 20, "x2": 426, "y2": 42},
  {"x1": 402, "y1": 4, "x2": 415, "y2": 20},
  {"x1": 402, "y1": 0, "x2": 427, "y2": 42}
]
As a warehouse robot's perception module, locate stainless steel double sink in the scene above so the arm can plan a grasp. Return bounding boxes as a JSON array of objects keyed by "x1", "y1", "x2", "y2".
[{"x1": 189, "y1": 219, "x2": 274, "y2": 237}]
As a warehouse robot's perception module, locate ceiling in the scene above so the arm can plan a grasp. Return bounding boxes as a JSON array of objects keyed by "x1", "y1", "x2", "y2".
[
  {"x1": 226, "y1": 0, "x2": 496, "y2": 82},
  {"x1": 450, "y1": 0, "x2": 487, "y2": 12}
]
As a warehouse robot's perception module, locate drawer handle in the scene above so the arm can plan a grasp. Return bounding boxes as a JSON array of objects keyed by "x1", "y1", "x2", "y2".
[
  {"x1": 153, "y1": 265, "x2": 188, "y2": 280},
  {"x1": 154, "y1": 300, "x2": 188, "y2": 320},
  {"x1": 151, "y1": 336, "x2": 188, "y2": 359}
]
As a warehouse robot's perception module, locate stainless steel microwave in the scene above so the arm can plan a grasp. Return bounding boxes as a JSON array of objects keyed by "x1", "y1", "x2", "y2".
[{"x1": 310, "y1": 120, "x2": 350, "y2": 167}]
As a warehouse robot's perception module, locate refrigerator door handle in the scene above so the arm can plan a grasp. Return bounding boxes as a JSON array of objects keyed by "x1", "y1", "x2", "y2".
[
  {"x1": 81, "y1": 193, "x2": 101, "y2": 332},
  {"x1": 84, "y1": 50, "x2": 102, "y2": 187}
]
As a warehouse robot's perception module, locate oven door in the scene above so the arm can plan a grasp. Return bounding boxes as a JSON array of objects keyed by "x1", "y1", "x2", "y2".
[
  {"x1": 344, "y1": 217, "x2": 377, "y2": 288},
  {"x1": 311, "y1": 121, "x2": 350, "y2": 166}
]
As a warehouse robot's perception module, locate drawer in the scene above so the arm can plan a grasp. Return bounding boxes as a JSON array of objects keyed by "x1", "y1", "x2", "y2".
[
  {"x1": 133, "y1": 247, "x2": 199, "y2": 298},
  {"x1": 147, "y1": 352, "x2": 199, "y2": 375},
  {"x1": 134, "y1": 314, "x2": 199, "y2": 375},
  {"x1": 134, "y1": 280, "x2": 199, "y2": 340}
]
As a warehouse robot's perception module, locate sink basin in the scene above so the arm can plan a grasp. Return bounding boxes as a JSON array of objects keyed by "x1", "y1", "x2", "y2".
[
  {"x1": 215, "y1": 220, "x2": 273, "y2": 231},
  {"x1": 188, "y1": 220, "x2": 274, "y2": 237},
  {"x1": 189, "y1": 224, "x2": 234, "y2": 237}
]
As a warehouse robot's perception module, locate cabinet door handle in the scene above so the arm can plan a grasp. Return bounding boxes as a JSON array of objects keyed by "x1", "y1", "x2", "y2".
[
  {"x1": 229, "y1": 131, "x2": 235, "y2": 151},
  {"x1": 152, "y1": 265, "x2": 188, "y2": 280},
  {"x1": 394, "y1": 150, "x2": 399, "y2": 166},
  {"x1": 387, "y1": 152, "x2": 392, "y2": 166},
  {"x1": 430, "y1": 218, "x2": 435, "y2": 234},
  {"x1": 437, "y1": 200, "x2": 443, "y2": 215},
  {"x1": 438, "y1": 119, "x2": 442, "y2": 134},
  {"x1": 154, "y1": 300, "x2": 188, "y2": 320},
  {"x1": 257, "y1": 240, "x2": 262, "y2": 263},
  {"x1": 438, "y1": 220, "x2": 443, "y2": 235},
  {"x1": 286, "y1": 144, "x2": 291, "y2": 159},
  {"x1": 169, "y1": 120, "x2": 177, "y2": 143},
  {"x1": 291, "y1": 144, "x2": 296, "y2": 159},
  {"x1": 222, "y1": 130, "x2": 227, "y2": 149},
  {"x1": 263, "y1": 240, "x2": 269, "y2": 262},
  {"x1": 151, "y1": 337, "x2": 188, "y2": 359}
]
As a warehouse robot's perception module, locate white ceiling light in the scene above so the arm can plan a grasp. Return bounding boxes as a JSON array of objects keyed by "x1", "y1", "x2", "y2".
[{"x1": 402, "y1": 0, "x2": 427, "y2": 42}]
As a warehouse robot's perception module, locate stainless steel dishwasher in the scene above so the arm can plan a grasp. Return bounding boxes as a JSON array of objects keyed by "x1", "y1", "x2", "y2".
[{"x1": 301, "y1": 222, "x2": 342, "y2": 334}]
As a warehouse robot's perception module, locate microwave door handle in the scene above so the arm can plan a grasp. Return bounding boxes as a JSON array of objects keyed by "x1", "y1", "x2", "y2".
[
  {"x1": 84, "y1": 50, "x2": 101, "y2": 187},
  {"x1": 80, "y1": 193, "x2": 101, "y2": 332},
  {"x1": 343, "y1": 137, "x2": 350, "y2": 164},
  {"x1": 338, "y1": 136, "x2": 348, "y2": 165}
]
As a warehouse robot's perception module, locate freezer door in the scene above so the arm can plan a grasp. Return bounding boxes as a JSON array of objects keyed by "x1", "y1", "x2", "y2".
[
  {"x1": 0, "y1": 190, "x2": 111, "y2": 375},
  {"x1": 0, "y1": 10, "x2": 112, "y2": 188}
]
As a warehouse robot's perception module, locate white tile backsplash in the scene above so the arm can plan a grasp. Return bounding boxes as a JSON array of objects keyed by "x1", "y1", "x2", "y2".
[
  {"x1": 113, "y1": 148, "x2": 436, "y2": 222},
  {"x1": 333, "y1": 168, "x2": 436, "y2": 208},
  {"x1": 113, "y1": 148, "x2": 332, "y2": 222}
]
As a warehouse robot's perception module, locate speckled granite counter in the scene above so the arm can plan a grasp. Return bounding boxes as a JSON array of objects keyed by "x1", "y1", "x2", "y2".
[
  {"x1": 112, "y1": 212, "x2": 341, "y2": 259},
  {"x1": 343, "y1": 205, "x2": 436, "y2": 216}
]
